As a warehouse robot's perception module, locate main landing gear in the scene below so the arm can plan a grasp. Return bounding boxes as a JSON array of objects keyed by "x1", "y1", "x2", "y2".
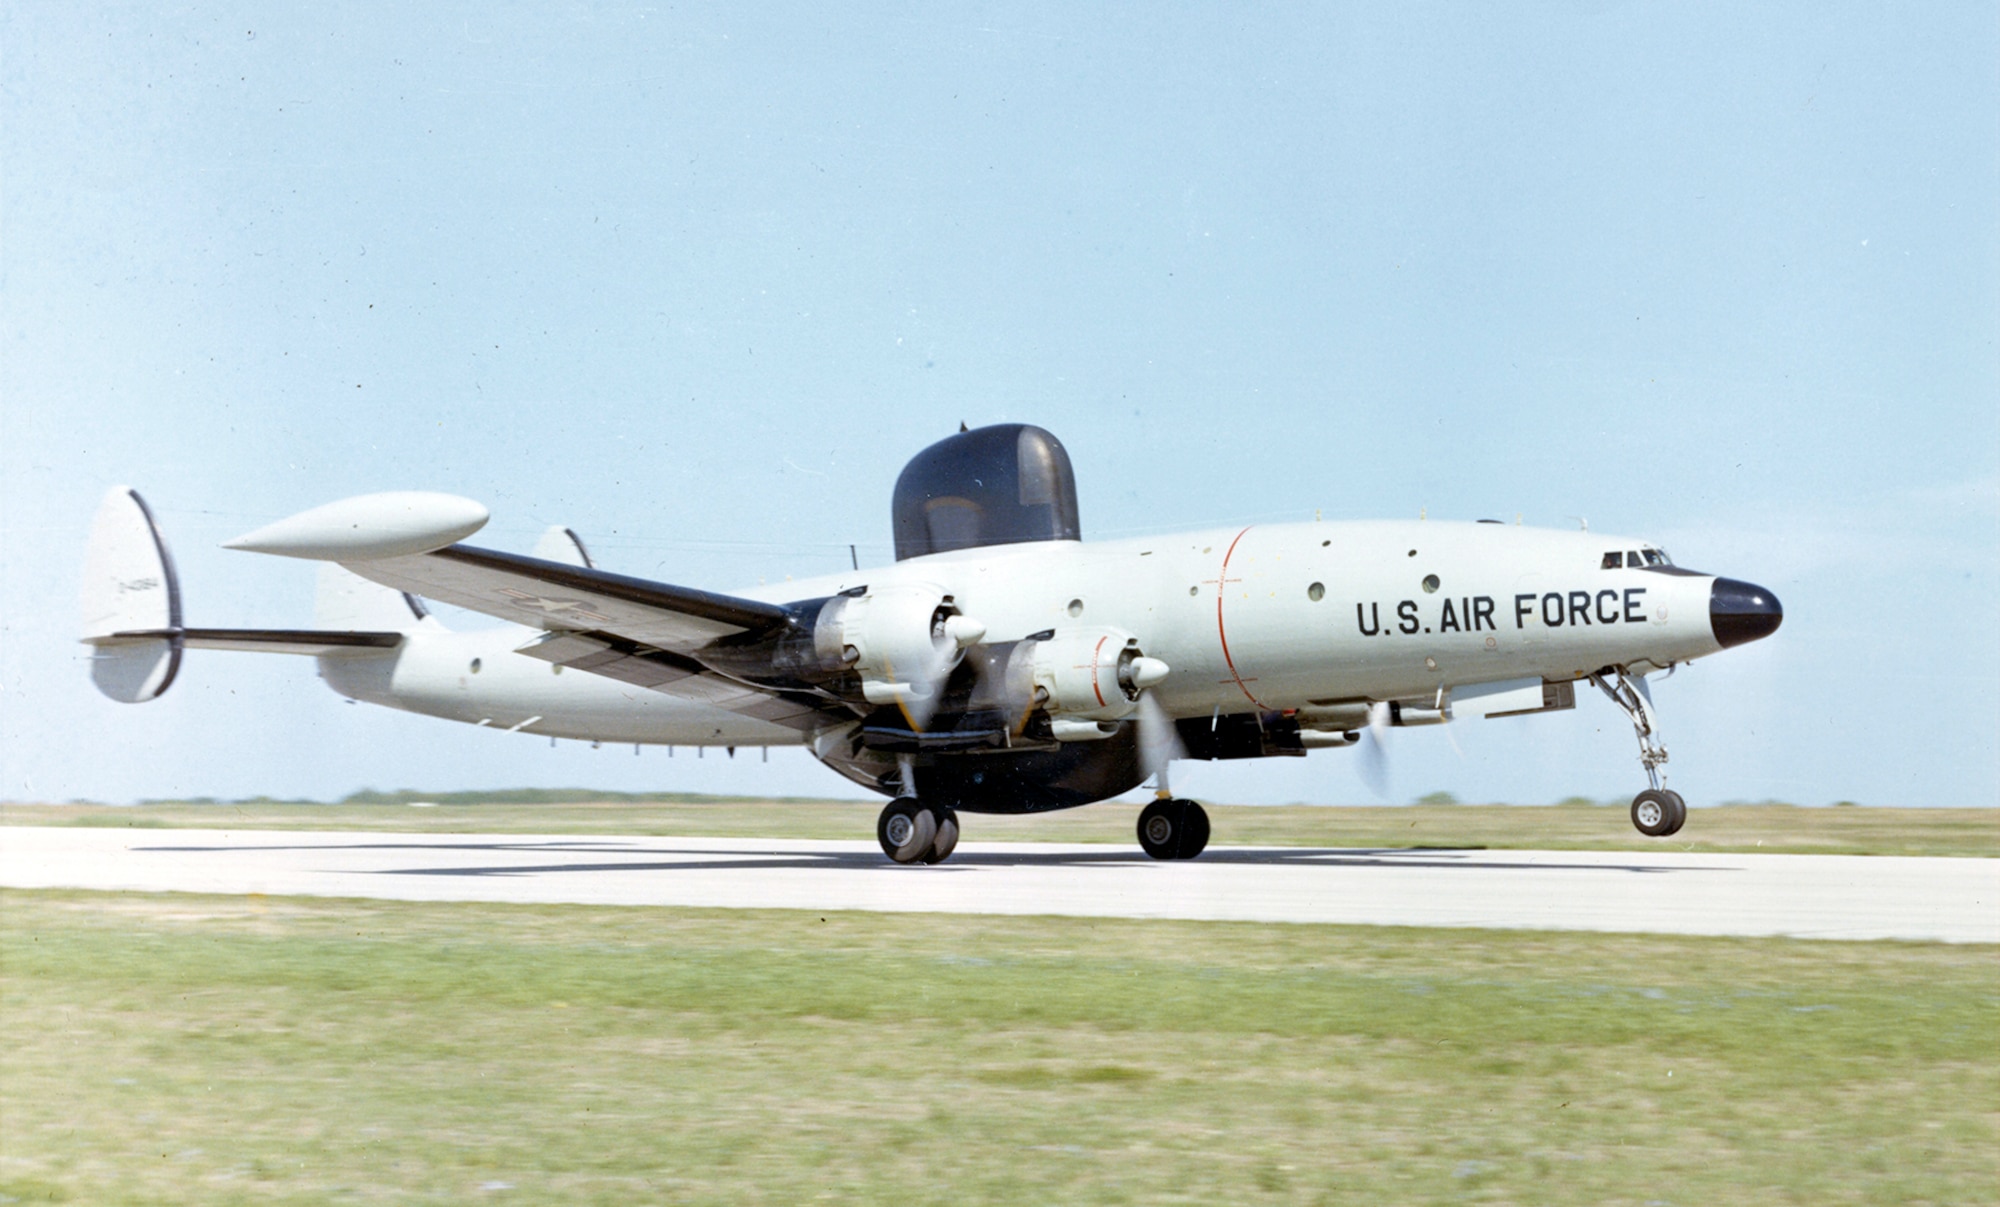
[
  {"x1": 877, "y1": 798, "x2": 960, "y2": 864},
  {"x1": 1589, "y1": 668, "x2": 1686, "y2": 837},
  {"x1": 876, "y1": 797, "x2": 1213, "y2": 863},
  {"x1": 1137, "y1": 797, "x2": 1210, "y2": 860},
  {"x1": 876, "y1": 759, "x2": 1211, "y2": 865},
  {"x1": 877, "y1": 756, "x2": 960, "y2": 865}
]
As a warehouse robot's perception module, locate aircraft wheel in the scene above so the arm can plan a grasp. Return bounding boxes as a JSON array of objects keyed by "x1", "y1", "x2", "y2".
[
  {"x1": 1178, "y1": 801, "x2": 1210, "y2": 859},
  {"x1": 1138, "y1": 799, "x2": 1210, "y2": 860},
  {"x1": 1658, "y1": 790, "x2": 1687, "y2": 836},
  {"x1": 1630, "y1": 789, "x2": 1684, "y2": 837},
  {"x1": 924, "y1": 807, "x2": 960, "y2": 864},
  {"x1": 878, "y1": 800, "x2": 938, "y2": 864}
]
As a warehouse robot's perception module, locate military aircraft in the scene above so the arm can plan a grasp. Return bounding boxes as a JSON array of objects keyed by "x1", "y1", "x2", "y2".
[{"x1": 81, "y1": 424, "x2": 1781, "y2": 863}]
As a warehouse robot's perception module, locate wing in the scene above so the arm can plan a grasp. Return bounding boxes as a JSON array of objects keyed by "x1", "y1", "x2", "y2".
[
  {"x1": 348, "y1": 545, "x2": 789, "y2": 650},
  {"x1": 222, "y1": 490, "x2": 848, "y2": 733},
  {"x1": 344, "y1": 545, "x2": 839, "y2": 733}
]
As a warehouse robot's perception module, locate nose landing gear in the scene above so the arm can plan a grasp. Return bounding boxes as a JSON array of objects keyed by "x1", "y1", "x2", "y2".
[
  {"x1": 1630, "y1": 788, "x2": 1686, "y2": 837},
  {"x1": 1590, "y1": 668, "x2": 1687, "y2": 838}
]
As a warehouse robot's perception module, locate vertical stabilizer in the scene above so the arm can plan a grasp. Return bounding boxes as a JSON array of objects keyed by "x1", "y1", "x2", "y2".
[
  {"x1": 314, "y1": 563, "x2": 431, "y2": 632},
  {"x1": 530, "y1": 525, "x2": 594, "y2": 568},
  {"x1": 79, "y1": 487, "x2": 183, "y2": 702}
]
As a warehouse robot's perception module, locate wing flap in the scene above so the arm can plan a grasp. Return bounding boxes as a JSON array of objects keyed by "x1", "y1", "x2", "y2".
[{"x1": 514, "y1": 630, "x2": 831, "y2": 732}]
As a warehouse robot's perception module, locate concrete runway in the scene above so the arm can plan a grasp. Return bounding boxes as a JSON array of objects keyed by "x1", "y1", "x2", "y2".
[{"x1": 2, "y1": 826, "x2": 1993, "y2": 942}]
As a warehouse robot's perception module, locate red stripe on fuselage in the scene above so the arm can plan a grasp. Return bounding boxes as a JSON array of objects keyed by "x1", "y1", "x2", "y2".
[
  {"x1": 1216, "y1": 526, "x2": 1265, "y2": 709},
  {"x1": 1091, "y1": 634, "x2": 1108, "y2": 707}
]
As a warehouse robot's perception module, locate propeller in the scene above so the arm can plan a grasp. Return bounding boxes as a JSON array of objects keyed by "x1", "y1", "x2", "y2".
[
  {"x1": 1358, "y1": 700, "x2": 1392, "y2": 797},
  {"x1": 882, "y1": 612, "x2": 986, "y2": 731},
  {"x1": 1134, "y1": 689, "x2": 1187, "y2": 792}
]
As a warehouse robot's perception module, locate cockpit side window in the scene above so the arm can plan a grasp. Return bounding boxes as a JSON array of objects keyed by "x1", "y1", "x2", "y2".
[
  {"x1": 1601, "y1": 551, "x2": 1623, "y2": 570},
  {"x1": 1627, "y1": 549, "x2": 1642, "y2": 567}
]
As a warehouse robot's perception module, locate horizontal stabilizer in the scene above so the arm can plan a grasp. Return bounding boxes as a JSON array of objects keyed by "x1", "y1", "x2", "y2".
[{"x1": 93, "y1": 628, "x2": 405, "y2": 657}]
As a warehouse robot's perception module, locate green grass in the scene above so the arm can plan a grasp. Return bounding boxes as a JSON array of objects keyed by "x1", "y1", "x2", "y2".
[
  {"x1": 2, "y1": 890, "x2": 1995, "y2": 1204},
  {"x1": 6, "y1": 797, "x2": 1997, "y2": 858}
]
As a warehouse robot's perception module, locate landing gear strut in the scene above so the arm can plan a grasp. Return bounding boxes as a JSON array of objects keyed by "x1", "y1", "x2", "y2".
[
  {"x1": 1589, "y1": 668, "x2": 1686, "y2": 837},
  {"x1": 1137, "y1": 797, "x2": 1210, "y2": 860}
]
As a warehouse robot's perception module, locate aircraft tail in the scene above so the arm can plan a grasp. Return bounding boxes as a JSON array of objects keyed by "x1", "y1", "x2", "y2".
[
  {"x1": 80, "y1": 486, "x2": 186, "y2": 702},
  {"x1": 315, "y1": 563, "x2": 432, "y2": 631},
  {"x1": 530, "y1": 524, "x2": 593, "y2": 567},
  {"x1": 81, "y1": 487, "x2": 408, "y2": 704}
]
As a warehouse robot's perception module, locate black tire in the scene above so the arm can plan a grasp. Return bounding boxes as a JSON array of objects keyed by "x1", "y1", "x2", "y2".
[
  {"x1": 878, "y1": 801, "x2": 938, "y2": 864},
  {"x1": 1138, "y1": 799, "x2": 1210, "y2": 860},
  {"x1": 1630, "y1": 789, "x2": 1679, "y2": 837},
  {"x1": 1177, "y1": 801, "x2": 1210, "y2": 859},
  {"x1": 924, "y1": 808, "x2": 960, "y2": 864},
  {"x1": 1658, "y1": 789, "x2": 1687, "y2": 837}
]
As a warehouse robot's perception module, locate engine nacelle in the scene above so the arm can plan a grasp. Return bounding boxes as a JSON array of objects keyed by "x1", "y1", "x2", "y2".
[
  {"x1": 814, "y1": 584, "x2": 984, "y2": 708},
  {"x1": 1027, "y1": 627, "x2": 1166, "y2": 722}
]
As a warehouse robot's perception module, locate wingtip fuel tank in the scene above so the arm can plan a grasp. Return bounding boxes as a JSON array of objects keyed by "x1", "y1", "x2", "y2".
[{"x1": 223, "y1": 492, "x2": 489, "y2": 561}]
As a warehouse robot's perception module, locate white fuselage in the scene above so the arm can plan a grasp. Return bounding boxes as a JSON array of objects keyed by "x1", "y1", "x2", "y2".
[{"x1": 318, "y1": 520, "x2": 1721, "y2": 745}]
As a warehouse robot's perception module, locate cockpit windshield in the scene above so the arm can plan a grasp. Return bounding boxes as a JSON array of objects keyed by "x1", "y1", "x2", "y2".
[{"x1": 1603, "y1": 548, "x2": 1675, "y2": 569}]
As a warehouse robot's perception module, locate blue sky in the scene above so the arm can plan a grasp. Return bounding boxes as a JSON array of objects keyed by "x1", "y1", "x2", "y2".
[{"x1": 4, "y1": 3, "x2": 1994, "y2": 808}]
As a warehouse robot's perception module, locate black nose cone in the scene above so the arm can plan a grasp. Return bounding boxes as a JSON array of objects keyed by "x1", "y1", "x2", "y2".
[{"x1": 1711, "y1": 578, "x2": 1783, "y2": 648}]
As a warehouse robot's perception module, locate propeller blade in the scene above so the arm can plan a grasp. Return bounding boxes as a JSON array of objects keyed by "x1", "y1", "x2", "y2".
[
  {"x1": 887, "y1": 656, "x2": 951, "y2": 732},
  {"x1": 1441, "y1": 713, "x2": 1465, "y2": 760},
  {"x1": 1135, "y1": 691, "x2": 1187, "y2": 788},
  {"x1": 1358, "y1": 701, "x2": 1391, "y2": 797},
  {"x1": 884, "y1": 613, "x2": 988, "y2": 731}
]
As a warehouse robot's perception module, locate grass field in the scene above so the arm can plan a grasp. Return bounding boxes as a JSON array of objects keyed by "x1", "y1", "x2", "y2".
[
  {"x1": 2, "y1": 890, "x2": 1993, "y2": 1205},
  {"x1": 6, "y1": 797, "x2": 1996, "y2": 858}
]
